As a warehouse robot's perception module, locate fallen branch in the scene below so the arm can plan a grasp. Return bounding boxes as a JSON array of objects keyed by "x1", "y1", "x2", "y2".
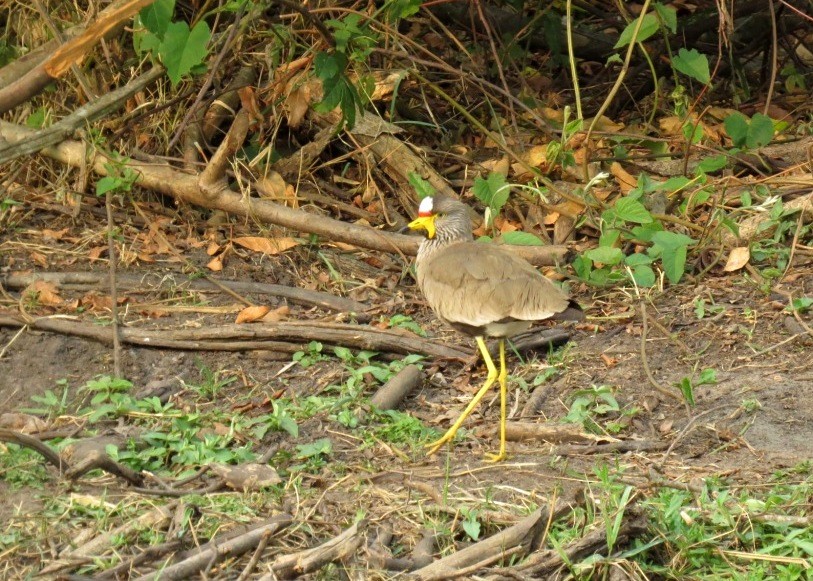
[
  {"x1": 0, "y1": 271, "x2": 369, "y2": 315},
  {"x1": 132, "y1": 513, "x2": 293, "y2": 581},
  {"x1": 370, "y1": 364, "x2": 424, "y2": 411},
  {"x1": 39, "y1": 501, "x2": 177, "y2": 576},
  {"x1": 516, "y1": 514, "x2": 649, "y2": 576},
  {"x1": 552, "y1": 439, "x2": 669, "y2": 456},
  {"x1": 0, "y1": 67, "x2": 165, "y2": 164},
  {"x1": 265, "y1": 518, "x2": 368, "y2": 579},
  {"x1": 0, "y1": 313, "x2": 473, "y2": 359},
  {"x1": 0, "y1": 121, "x2": 571, "y2": 266},
  {"x1": 411, "y1": 500, "x2": 570, "y2": 581},
  {"x1": 505, "y1": 422, "x2": 617, "y2": 444}
]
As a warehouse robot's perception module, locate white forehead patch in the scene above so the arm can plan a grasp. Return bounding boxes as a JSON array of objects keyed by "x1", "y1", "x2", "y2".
[{"x1": 418, "y1": 196, "x2": 434, "y2": 215}]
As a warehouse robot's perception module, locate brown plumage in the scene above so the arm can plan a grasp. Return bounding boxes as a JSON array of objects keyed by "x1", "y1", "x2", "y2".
[{"x1": 409, "y1": 195, "x2": 582, "y2": 461}]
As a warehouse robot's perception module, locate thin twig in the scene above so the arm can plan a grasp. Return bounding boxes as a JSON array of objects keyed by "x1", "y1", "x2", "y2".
[{"x1": 639, "y1": 302, "x2": 682, "y2": 401}]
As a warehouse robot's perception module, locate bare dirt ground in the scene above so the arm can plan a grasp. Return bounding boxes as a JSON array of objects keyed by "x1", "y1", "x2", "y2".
[{"x1": 2, "y1": 195, "x2": 813, "y2": 579}]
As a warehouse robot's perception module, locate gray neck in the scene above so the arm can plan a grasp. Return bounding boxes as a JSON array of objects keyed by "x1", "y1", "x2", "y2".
[{"x1": 416, "y1": 213, "x2": 473, "y2": 270}]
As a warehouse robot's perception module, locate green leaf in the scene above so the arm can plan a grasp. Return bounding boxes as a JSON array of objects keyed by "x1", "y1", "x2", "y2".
[
  {"x1": 139, "y1": 0, "x2": 175, "y2": 37},
  {"x1": 408, "y1": 173, "x2": 435, "y2": 199},
  {"x1": 614, "y1": 197, "x2": 653, "y2": 224},
  {"x1": 500, "y1": 231, "x2": 543, "y2": 246},
  {"x1": 697, "y1": 368, "x2": 717, "y2": 385},
  {"x1": 572, "y1": 255, "x2": 592, "y2": 280},
  {"x1": 682, "y1": 121, "x2": 703, "y2": 145},
  {"x1": 671, "y1": 48, "x2": 710, "y2": 84},
  {"x1": 462, "y1": 515, "x2": 481, "y2": 541},
  {"x1": 631, "y1": 264, "x2": 656, "y2": 287},
  {"x1": 660, "y1": 243, "x2": 687, "y2": 284},
  {"x1": 296, "y1": 438, "x2": 332, "y2": 459},
  {"x1": 25, "y1": 108, "x2": 47, "y2": 128},
  {"x1": 746, "y1": 113, "x2": 775, "y2": 149},
  {"x1": 614, "y1": 13, "x2": 659, "y2": 49},
  {"x1": 724, "y1": 112, "x2": 749, "y2": 148},
  {"x1": 599, "y1": 229, "x2": 621, "y2": 248},
  {"x1": 653, "y1": 2, "x2": 677, "y2": 33},
  {"x1": 96, "y1": 176, "x2": 121, "y2": 196},
  {"x1": 625, "y1": 253, "x2": 652, "y2": 266},
  {"x1": 160, "y1": 20, "x2": 210, "y2": 87},
  {"x1": 314, "y1": 51, "x2": 345, "y2": 81},
  {"x1": 696, "y1": 155, "x2": 728, "y2": 174},
  {"x1": 473, "y1": 173, "x2": 510, "y2": 214},
  {"x1": 585, "y1": 246, "x2": 623, "y2": 266},
  {"x1": 790, "y1": 297, "x2": 813, "y2": 313},
  {"x1": 651, "y1": 231, "x2": 696, "y2": 249},
  {"x1": 678, "y1": 377, "x2": 695, "y2": 406},
  {"x1": 278, "y1": 415, "x2": 299, "y2": 438}
]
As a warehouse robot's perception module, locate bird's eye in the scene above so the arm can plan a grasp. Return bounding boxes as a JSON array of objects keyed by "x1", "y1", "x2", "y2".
[{"x1": 436, "y1": 212, "x2": 445, "y2": 218}]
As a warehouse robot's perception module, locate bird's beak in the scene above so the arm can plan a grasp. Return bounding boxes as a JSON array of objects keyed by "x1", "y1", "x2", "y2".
[{"x1": 408, "y1": 215, "x2": 436, "y2": 239}]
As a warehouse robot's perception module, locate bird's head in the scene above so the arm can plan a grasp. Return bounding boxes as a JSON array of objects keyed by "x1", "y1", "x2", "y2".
[{"x1": 408, "y1": 196, "x2": 469, "y2": 240}]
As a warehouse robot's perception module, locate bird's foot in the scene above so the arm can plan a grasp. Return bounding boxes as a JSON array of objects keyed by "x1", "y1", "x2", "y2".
[
  {"x1": 425, "y1": 431, "x2": 457, "y2": 456},
  {"x1": 484, "y1": 449, "x2": 507, "y2": 463}
]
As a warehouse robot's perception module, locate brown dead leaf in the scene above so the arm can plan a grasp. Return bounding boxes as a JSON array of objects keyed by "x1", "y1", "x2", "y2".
[
  {"x1": 30, "y1": 252, "x2": 48, "y2": 268},
  {"x1": 261, "y1": 305, "x2": 290, "y2": 322},
  {"x1": 88, "y1": 246, "x2": 106, "y2": 262},
  {"x1": 480, "y1": 155, "x2": 510, "y2": 176},
  {"x1": 610, "y1": 162, "x2": 637, "y2": 194},
  {"x1": 41, "y1": 228, "x2": 70, "y2": 241},
  {"x1": 24, "y1": 281, "x2": 62, "y2": 306},
  {"x1": 525, "y1": 144, "x2": 548, "y2": 168},
  {"x1": 600, "y1": 353, "x2": 618, "y2": 368},
  {"x1": 285, "y1": 82, "x2": 312, "y2": 128},
  {"x1": 233, "y1": 236, "x2": 299, "y2": 255},
  {"x1": 236, "y1": 305, "x2": 271, "y2": 324},
  {"x1": 659, "y1": 116, "x2": 684, "y2": 136},
  {"x1": 256, "y1": 173, "x2": 290, "y2": 201},
  {"x1": 724, "y1": 246, "x2": 750, "y2": 272},
  {"x1": 207, "y1": 254, "x2": 224, "y2": 271},
  {"x1": 543, "y1": 212, "x2": 560, "y2": 225},
  {"x1": 206, "y1": 241, "x2": 221, "y2": 256},
  {"x1": 138, "y1": 307, "x2": 170, "y2": 318},
  {"x1": 590, "y1": 115, "x2": 624, "y2": 132},
  {"x1": 238, "y1": 86, "x2": 263, "y2": 124}
]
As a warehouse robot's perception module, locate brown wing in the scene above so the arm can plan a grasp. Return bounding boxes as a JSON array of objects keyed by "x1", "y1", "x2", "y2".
[{"x1": 418, "y1": 242, "x2": 571, "y2": 328}]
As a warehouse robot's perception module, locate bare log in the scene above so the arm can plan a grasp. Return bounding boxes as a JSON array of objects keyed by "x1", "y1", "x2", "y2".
[
  {"x1": 265, "y1": 519, "x2": 368, "y2": 579},
  {"x1": 0, "y1": 314, "x2": 474, "y2": 360},
  {"x1": 370, "y1": 364, "x2": 424, "y2": 411},
  {"x1": 411, "y1": 500, "x2": 570, "y2": 581},
  {"x1": 132, "y1": 514, "x2": 293, "y2": 581},
  {"x1": 0, "y1": 270, "x2": 369, "y2": 315},
  {"x1": 0, "y1": 121, "x2": 572, "y2": 266},
  {"x1": 505, "y1": 422, "x2": 616, "y2": 444}
]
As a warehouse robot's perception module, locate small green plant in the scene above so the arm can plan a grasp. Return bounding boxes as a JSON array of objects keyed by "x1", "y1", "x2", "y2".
[
  {"x1": 81, "y1": 375, "x2": 137, "y2": 421},
  {"x1": 293, "y1": 341, "x2": 328, "y2": 368},
  {"x1": 572, "y1": 174, "x2": 698, "y2": 287},
  {"x1": 675, "y1": 368, "x2": 717, "y2": 406},
  {"x1": 564, "y1": 385, "x2": 636, "y2": 434},
  {"x1": 313, "y1": 14, "x2": 378, "y2": 129},
  {"x1": 134, "y1": 0, "x2": 211, "y2": 87},
  {"x1": 693, "y1": 297, "x2": 725, "y2": 319},
  {"x1": 21, "y1": 379, "x2": 70, "y2": 417},
  {"x1": 383, "y1": 314, "x2": 426, "y2": 337},
  {"x1": 724, "y1": 112, "x2": 776, "y2": 150},
  {"x1": 460, "y1": 508, "x2": 481, "y2": 541},
  {"x1": 0, "y1": 445, "x2": 50, "y2": 489},
  {"x1": 186, "y1": 362, "x2": 237, "y2": 399}
]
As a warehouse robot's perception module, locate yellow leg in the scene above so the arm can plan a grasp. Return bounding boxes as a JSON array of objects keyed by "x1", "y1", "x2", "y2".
[
  {"x1": 485, "y1": 339, "x2": 509, "y2": 462},
  {"x1": 426, "y1": 336, "x2": 497, "y2": 456}
]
